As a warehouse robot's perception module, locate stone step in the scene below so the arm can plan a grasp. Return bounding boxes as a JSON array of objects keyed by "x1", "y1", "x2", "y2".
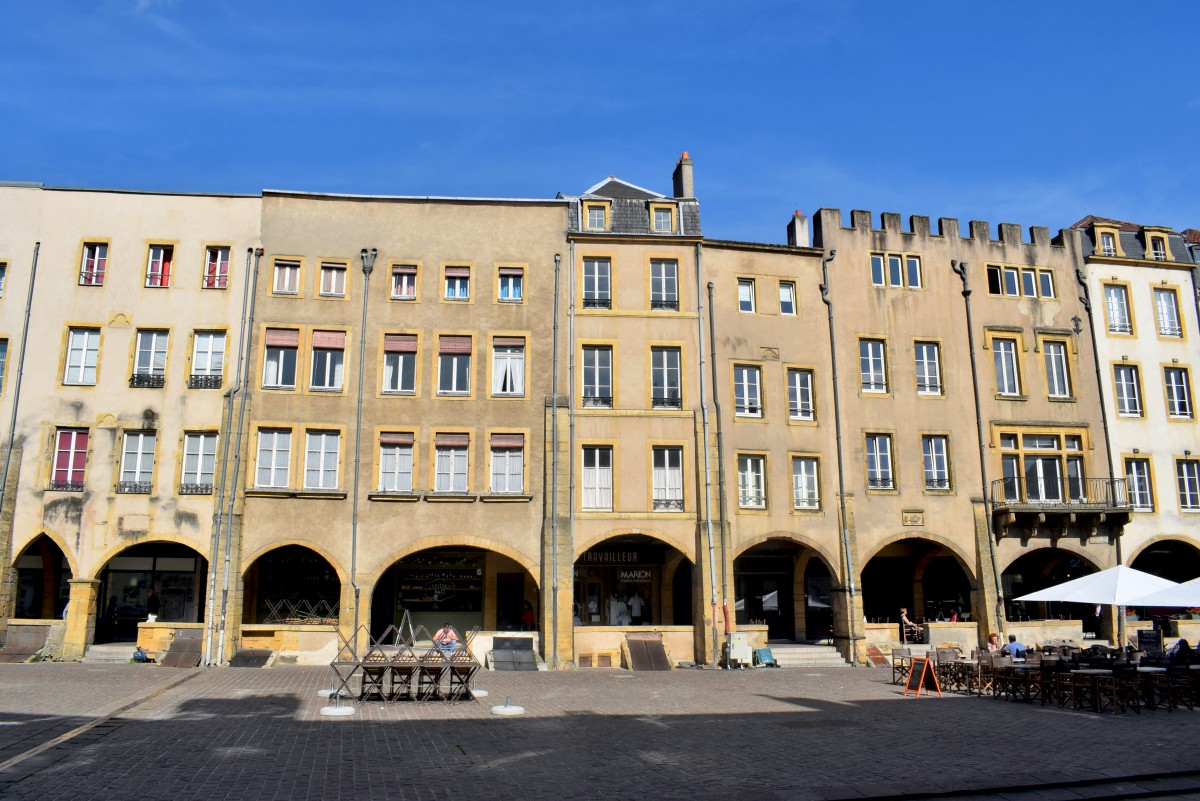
[
  {"x1": 762, "y1": 643, "x2": 850, "y2": 668},
  {"x1": 82, "y1": 643, "x2": 142, "y2": 664}
]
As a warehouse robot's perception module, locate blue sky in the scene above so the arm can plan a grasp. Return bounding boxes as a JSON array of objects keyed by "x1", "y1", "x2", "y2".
[{"x1": 3, "y1": 2, "x2": 1198, "y2": 243}]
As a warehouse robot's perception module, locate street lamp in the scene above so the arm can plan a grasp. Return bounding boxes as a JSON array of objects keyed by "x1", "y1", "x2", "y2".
[{"x1": 350, "y1": 247, "x2": 377, "y2": 653}]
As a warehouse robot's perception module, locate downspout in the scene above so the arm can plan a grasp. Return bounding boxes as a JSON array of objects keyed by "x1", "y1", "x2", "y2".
[
  {"x1": 567, "y1": 239, "x2": 577, "y2": 657},
  {"x1": 216, "y1": 247, "x2": 262, "y2": 666},
  {"x1": 351, "y1": 248, "x2": 378, "y2": 652},
  {"x1": 705, "y1": 282, "x2": 731, "y2": 665},
  {"x1": 819, "y1": 250, "x2": 858, "y2": 666},
  {"x1": 550, "y1": 253, "x2": 561, "y2": 668},
  {"x1": 694, "y1": 245, "x2": 718, "y2": 666},
  {"x1": 951, "y1": 261, "x2": 1006, "y2": 638},
  {"x1": 0, "y1": 242, "x2": 42, "y2": 543},
  {"x1": 1189, "y1": 245, "x2": 1200, "y2": 348},
  {"x1": 204, "y1": 247, "x2": 254, "y2": 665}
]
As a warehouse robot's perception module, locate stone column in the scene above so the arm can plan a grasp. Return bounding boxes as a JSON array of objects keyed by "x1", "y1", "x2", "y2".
[
  {"x1": 61, "y1": 578, "x2": 100, "y2": 661},
  {"x1": 831, "y1": 492, "x2": 864, "y2": 663},
  {"x1": 971, "y1": 496, "x2": 1003, "y2": 646},
  {"x1": 0, "y1": 446, "x2": 22, "y2": 645},
  {"x1": 540, "y1": 399, "x2": 573, "y2": 667}
]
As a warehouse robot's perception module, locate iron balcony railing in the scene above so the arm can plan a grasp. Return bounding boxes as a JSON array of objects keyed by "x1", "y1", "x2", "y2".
[
  {"x1": 117, "y1": 481, "x2": 152, "y2": 494},
  {"x1": 49, "y1": 480, "x2": 84, "y2": 492},
  {"x1": 179, "y1": 483, "x2": 214, "y2": 495},
  {"x1": 129, "y1": 373, "x2": 165, "y2": 388},
  {"x1": 582, "y1": 395, "x2": 613, "y2": 408},
  {"x1": 991, "y1": 477, "x2": 1129, "y2": 510},
  {"x1": 582, "y1": 297, "x2": 611, "y2": 309},
  {"x1": 650, "y1": 299, "x2": 679, "y2": 311},
  {"x1": 188, "y1": 374, "x2": 222, "y2": 389},
  {"x1": 651, "y1": 395, "x2": 682, "y2": 409}
]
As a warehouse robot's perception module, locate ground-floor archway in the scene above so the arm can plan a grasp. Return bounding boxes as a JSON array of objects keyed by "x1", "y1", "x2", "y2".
[
  {"x1": 733, "y1": 538, "x2": 833, "y2": 642},
  {"x1": 241, "y1": 544, "x2": 341, "y2": 625},
  {"x1": 12, "y1": 535, "x2": 72, "y2": 619},
  {"x1": 1003, "y1": 547, "x2": 1100, "y2": 634},
  {"x1": 861, "y1": 537, "x2": 974, "y2": 627},
  {"x1": 1130, "y1": 539, "x2": 1200, "y2": 583},
  {"x1": 96, "y1": 541, "x2": 208, "y2": 642},
  {"x1": 574, "y1": 535, "x2": 692, "y2": 627}
]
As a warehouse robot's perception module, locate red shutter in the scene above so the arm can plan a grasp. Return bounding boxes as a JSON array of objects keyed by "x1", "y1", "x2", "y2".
[
  {"x1": 498, "y1": 266, "x2": 523, "y2": 276},
  {"x1": 392, "y1": 264, "x2": 417, "y2": 275},
  {"x1": 439, "y1": 335, "x2": 472, "y2": 354},
  {"x1": 444, "y1": 266, "x2": 471, "y2": 278},
  {"x1": 265, "y1": 328, "x2": 299, "y2": 347},
  {"x1": 493, "y1": 336, "x2": 525, "y2": 348},
  {"x1": 383, "y1": 334, "x2": 418, "y2": 353},
  {"x1": 380, "y1": 432, "x2": 415, "y2": 446},
  {"x1": 434, "y1": 432, "x2": 470, "y2": 447},
  {"x1": 312, "y1": 330, "x2": 346, "y2": 349},
  {"x1": 490, "y1": 433, "x2": 524, "y2": 449}
]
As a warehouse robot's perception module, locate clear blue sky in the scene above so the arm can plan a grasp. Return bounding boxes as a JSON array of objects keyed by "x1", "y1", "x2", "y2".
[{"x1": 3, "y1": 2, "x2": 1198, "y2": 243}]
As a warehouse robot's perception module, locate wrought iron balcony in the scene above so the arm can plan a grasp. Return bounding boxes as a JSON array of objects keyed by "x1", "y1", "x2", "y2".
[
  {"x1": 582, "y1": 395, "x2": 613, "y2": 408},
  {"x1": 582, "y1": 297, "x2": 611, "y2": 310},
  {"x1": 650, "y1": 299, "x2": 679, "y2": 311},
  {"x1": 867, "y1": 478, "x2": 894, "y2": 490},
  {"x1": 179, "y1": 483, "x2": 214, "y2": 495},
  {"x1": 653, "y1": 498, "x2": 684, "y2": 511},
  {"x1": 118, "y1": 481, "x2": 152, "y2": 494},
  {"x1": 49, "y1": 480, "x2": 84, "y2": 492},
  {"x1": 652, "y1": 396, "x2": 682, "y2": 410},
  {"x1": 990, "y1": 477, "x2": 1129, "y2": 512},
  {"x1": 129, "y1": 373, "x2": 165, "y2": 388},
  {"x1": 925, "y1": 478, "x2": 951, "y2": 490},
  {"x1": 188, "y1": 374, "x2": 222, "y2": 389}
]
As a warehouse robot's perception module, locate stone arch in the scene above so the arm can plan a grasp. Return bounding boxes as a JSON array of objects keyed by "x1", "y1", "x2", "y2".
[
  {"x1": 241, "y1": 539, "x2": 349, "y2": 584},
  {"x1": 575, "y1": 528, "x2": 693, "y2": 563},
  {"x1": 86, "y1": 534, "x2": 208, "y2": 581},
  {"x1": 859, "y1": 534, "x2": 976, "y2": 625},
  {"x1": 363, "y1": 534, "x2": 539, "y2": 586},
  {"x1": 860, "y1": 531, "x2": 978, "y2": 582},
  {"x1": 997, "y1": 542, "x2": 1104, "y2": 576},
  {"x1": 1128, "y1": 536, "x2": 1200, "y2": 583},
  {"x1": 239, "y1": 543, "x2": 345, "y2": 625},
  {"x1": 12, "y1": 528, "x2": 80, "y2": 577},
  {"x1": 733, "y1": 533, "x2": 840, "y2": 642},
  {"x1": 734, "y1": 531, "x2": 840, "y2": 580}
]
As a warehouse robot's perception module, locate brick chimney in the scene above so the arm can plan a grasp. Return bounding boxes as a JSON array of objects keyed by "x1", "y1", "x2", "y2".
[
  {"x1": 786, "y1": 210, "x2": 810, "y2": 247},
  {"x1": 672, "y1": 151, "x2": 694, "y2": 199}
]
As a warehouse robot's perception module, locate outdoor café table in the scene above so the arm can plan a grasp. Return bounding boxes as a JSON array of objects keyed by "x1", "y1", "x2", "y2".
[
  {"x1": 1070, "y1": 669, "x2": 1112, "y2": 713},
  {"x1": 1138, "y1": 666, "x2": 1168, "y2": 709}
]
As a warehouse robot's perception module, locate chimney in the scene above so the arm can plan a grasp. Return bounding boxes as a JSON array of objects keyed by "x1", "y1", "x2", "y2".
[
  {"x1": 787, "y1": 210, "x2": 810, "y2": 247},
  {"x1": 672, "y1": 151, "x2": 694, "y2": 199}
]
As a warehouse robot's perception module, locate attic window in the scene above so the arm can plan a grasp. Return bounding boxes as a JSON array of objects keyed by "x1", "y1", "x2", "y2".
[
  {"x1": 1150, "y1": 236, "x2": 1167, "y2": 261},
  {"x1": 650, "y1": 204, "x2": 675, "y2": 233},
  {"x1": 1100, "y1": 232, "x2": 1116, "y2": 257},
  {"x1": 584, "y1": 202, "x2": 608, "y2": 231}
]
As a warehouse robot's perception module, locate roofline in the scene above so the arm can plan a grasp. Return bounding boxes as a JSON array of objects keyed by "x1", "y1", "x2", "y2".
[
  {"x1": 579, "y1": 175, "x2": 666, "y2": 199},
  {"x1": 702, "y1": 238, "x2": 820, "y2": 256},
  {"x1": 263, "y1": 189, "x2": 568, "y2": 206},
  {"x1": 0, "y1": 181, "x2": 43, "y2": 189},
  {"x1": 35, "y1": 184, "x2": 259, "y2": 199}
]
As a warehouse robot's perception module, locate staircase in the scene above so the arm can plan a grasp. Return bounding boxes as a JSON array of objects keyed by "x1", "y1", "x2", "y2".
[
  {"x1": 765, "y1": 642, "x2": 851, "y2": 668},
  {"x1": 82, "y1": 643, "x2": 140, "y2": 664}
]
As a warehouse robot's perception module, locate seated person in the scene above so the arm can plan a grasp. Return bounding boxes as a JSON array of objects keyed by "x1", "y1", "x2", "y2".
[
  {"x1": 1001, "y1": 634, "x2": 1026, "y2": 658},
  {"x1": 432, "y1": 622, "x2": 460, "y2": 657},
  {"x1": 899, "y1": 607, "x2": 923, "y2": 641}
]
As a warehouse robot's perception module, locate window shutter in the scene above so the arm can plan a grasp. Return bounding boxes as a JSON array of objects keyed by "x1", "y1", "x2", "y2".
[
  {"x1": 312, "y1": 330, "x2": 346, "y2": 349},
  {"x1": 380, "y1": 432, "x2": 414, "y2": 446},
  {"x1": 490, "y1": 433, "x2": 524, "y2": 449},
  {"x1": 498, "y1": 267, "x2": 523, "y2": 276},
  {"x1": 392, "y1": 264, "x2": 417, "y2": 275},
  {"x1": 439, "y1": 336, "x2": 472, "y2": 354},
  {"x1": 435, "y1": 432, "x2": 469, "y2": 447},
  {"x1": 493, "y1": 336, "x2": 525, "y2": 347},
  {"x1": 444, "y1": 266, "x2": 471, "y2": 278},
  {"x1": 265, "y1": 328, "x2": 299, "y2": 347},
  {"x1": 383, "y1": 334, "x2": 417, "y2": 353}
]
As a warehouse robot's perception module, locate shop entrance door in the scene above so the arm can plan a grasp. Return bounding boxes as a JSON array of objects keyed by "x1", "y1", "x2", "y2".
[{"x1": 496, "y1": 572, "x2": 524, "y2": 631}]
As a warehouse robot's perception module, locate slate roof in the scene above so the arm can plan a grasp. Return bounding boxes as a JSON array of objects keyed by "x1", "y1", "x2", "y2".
[
  {"x1": 1072, "y1": 215, "x2": 1191, "y2": 262},
  {"x1": 563, "y1": 175, "x2": 700, "y2": 235}
]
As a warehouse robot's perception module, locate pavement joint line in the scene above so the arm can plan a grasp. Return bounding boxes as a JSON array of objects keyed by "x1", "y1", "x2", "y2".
[{"x1": 0, "y1": 668, "x2": 202, "y2": 775}]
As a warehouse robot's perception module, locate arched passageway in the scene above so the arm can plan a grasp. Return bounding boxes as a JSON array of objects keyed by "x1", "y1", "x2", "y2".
[
  {"x1": 733, "y1": 538, "x2": 833, "y2": 642},
  {"x1": 574, "y1": 535, "x2": 692, "y2": 627},
  {"x1": 1130, "y1": 540, "x2": 1200, "y2": 584},
  {"x1": 861, "y1": 538, "x2": 973, "y2": 627},
  {"x1": 241, "y1": 545, "x2": 341, "y2": 625},
  {"x1": 13, "y1": 535, "x2": 72, "y2": 619},
  {"x1": 97, "y1": 541, "x2": 208, "y2": 642},
  {"x1": 1003, "y1": 548, "x2": 1100, "y2": 635}
]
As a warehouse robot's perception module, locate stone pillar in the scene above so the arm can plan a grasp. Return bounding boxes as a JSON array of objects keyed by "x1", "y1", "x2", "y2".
[
  {"x1": 62, "y1": 578, "x2": 100, "y2": 661},
  {"x1": 0, "y1": 446, "x2": 22, "y2": 644},
  {"x1": 831, "y1": 492, "x2": 864, "y2": 663},
  {"x1": 971, "y1": 496, "x2": 1003, "y2": 646},
  {"x1": 541, "y1": 399, "x2": 574, "y2": 667}
]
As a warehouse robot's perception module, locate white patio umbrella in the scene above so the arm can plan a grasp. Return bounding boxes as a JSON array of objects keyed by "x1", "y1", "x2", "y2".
[
  {"x1": 1126, "y1": 576, "x2": 1200, "y2": 608},
  {"x1": 1013, "y1": 565, "x2": 1178, "y2": 605}
]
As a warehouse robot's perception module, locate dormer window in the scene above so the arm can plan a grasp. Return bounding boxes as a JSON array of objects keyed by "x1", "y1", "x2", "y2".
[
  {"x1": 1150, "y1": 236, "x2": 1167, "y2": 261},
  {"x1": 1100, "y1": 232, "x2": 1116, "y2": 257},
  {"x1": 584, "y1": 202, "x2": 609, "y2": 231},
  {"x1": 650, "y1": 203, "x2": 675, "y2": 233}
]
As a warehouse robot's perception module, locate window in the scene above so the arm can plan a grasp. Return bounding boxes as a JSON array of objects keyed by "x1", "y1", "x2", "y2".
[
  {"x1": 391, "y1": 265, "x2": 417, "y2": 300},
  {"x1": 498, "y1": 267, "x2": 523, "y2": 302},
  {"x1": 914, "y1": 342, "x2": 942, "y2": 395},
  {"x1": 52, "y1": 428, "x2": 88, "y2": 490},
  {"x1": 190, "y1": 331, "x2": 225, "y2": 388},
  {"x1": 651, "y1": 347, "x2": 681, "y2": 408},
  {"x1": 0, "y1": 262, "x2": 6, "y2": 296},
  {"x1": 778, "y1": 282, "x2": 797, "y2": 315},
  {"x1": 378, "y1": 433, "x2": 414, "y2": 492},
  {"x1": 1114, "y1": 365, "x2": 1143, "y2": 417},
  {"x1": 444, "y1": 266, "x2": 470, "y2": 300},
  {"x1": 181, "y1": 432, "x2": 217, "y2": 493},
  {"x1": 492, "y1": 338, "x2": 525, "y2": 397},
  {"x1": 382, "y1": 334, "x2": 417, "y2": 394},
  {"x1": 489, "y1": 434, "x2": 524, "y2": 494},
  {"x1": 64, "y1": 328, "x2": 99, "y2": 385},
  {"x1": 1179, "y1": 460, "x2": 1200, "y2": 511},
  {"x1": 652, "y1": 206, "x2": 673, "y2": 233},
  {"x1": 737, "y1": 278, "x2": 756, "y2": 312},
  {"x1": 998, "y1": 432, "x2": 1088, "y2": 504},
  {"x1": 133, "y1": 330, "x2": 169, "y2": 387},
  {"x1": 80, "y1": 243, "x2": 107, "y2": 286},
  {"x1": 437, "y1": 335, "x2": 472, "y2": 395},
  {"x1": 651, "y1": 446, "x2": 684, "y2": 510},
  {"x1": 734, "y1": 365, "x2": 762, "y2": 417},
  {"x1": 581, "y1": 345, "x2": 612, "y2": 407},
  {"x1": 310, "y1": 331, "x2": 346, "y2": 391},
  {"x1": 859, "y1": 339, "x2": 887, "y2": 393},
  {"x1": 865, "y1": 434, "x2": 893, "y2": 489},
  {"x1": 582, "y1": 446, "x2": 613, "y2": 510},
  {"x1": 119, "y1": 431, "x2": 155, "y2": 493},
  {"x1": 1043, "y1": 340, "x2": 1072, "y2": 398},
  {"x1": 273, "y1": 260, "x2": 300, "y2": 295},
  {"x1": 1100, "y1": 232, "x2": 1116, "y2": 257},
  {"x1": 1150, "y1": 236, "x2": 1167, "y2": 261},
  {"x1": 263, "y1": 329, "x2": 299, "y2": 389},
  {"x1": 204, "y1": 247, "x2": 230, "y2": 289},
  {"x1": 585, "y1": 204, "x2": 607, "y2": 231},
  {"x1": 320, "y1": 262, "x2": 347, "y2": 297},
  {"x1": 304, "y1": 431, "x2": 340, "y2": 489},
  {"x1": 791, "y1": 456, "x2": 819, "y2": 509},
  {"x1": 256, "y1": 429, "x2": 291, "y2": 488},
  {"x1": 737, "y1": 455, "x2": 766, "y2": 508},
  {"x1": 1155, "y1": 289, "x2": 1183, "y2": 338},
  {"x1": 582, "y1": 258, "x2": 611, "y2": 309},
  {"x1": 1104, "y1": 284, "x2": 1132, "y2": 334},
  {"x1": 787, "y1": 368, "x2": 814, "y2": 420},
  {"x1": 869, "y1": 253, "x2": 921, "y2": 288},
  {"x1": 650, "y1": 259, "x2": 678, "y2": 310},
  {"x1": 922, "y1": 435, "x2": 950, "y2": 490},
  {"x1": 145, "y1": 245, "x2": 173, "y2": 288},
  {"x1": 1165, "y1": 367, "x2": 1193, "y2": 419},
  {"x1": 1039, "y1": 271, "x2": 1056, "y2": 298},
  {"x1": 0, "y1": 339, "x2": 8, "y2": 390},
  {"x1": 992, "y1": 337, "x2": 1020, "y2": 396},
  {"x1": 987, "y1": 265, "x2": 1055, "y2": 298},
  {"x1": 1125, "y1": 458, "x2": 1153, "y2": 511}
]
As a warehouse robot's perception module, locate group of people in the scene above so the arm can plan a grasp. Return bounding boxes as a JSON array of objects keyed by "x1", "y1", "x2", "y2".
[{"x1": 985, "y1": 632, "x2": 1027, "y2": 657}]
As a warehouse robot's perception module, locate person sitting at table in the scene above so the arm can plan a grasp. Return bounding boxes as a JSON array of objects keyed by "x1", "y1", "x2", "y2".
[
  {"x1": 986, "y1": 632, "x2": 1002, "y2": 653},
  {"x1": 1169, "y1": 639, "x2": 1195, "y2": 667},
  {"x1": 1001, "y1": 634, "x2": 1026, "y2": 658},
  {"x1": 899, "y1": 607, "x2": 923, "y2": 642},
  {"x1": 433, "y1": 622, "x2": 460, "y2": 657}
]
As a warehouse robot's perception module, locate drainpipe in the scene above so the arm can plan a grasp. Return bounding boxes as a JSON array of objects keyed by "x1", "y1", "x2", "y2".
[
  {"x1": 204, "y1": 247, "x2": 255, "y2": 665},
  {"x1": 951, "y1": 261, "x2": 1006, "y2": 639},
  {"x1": 0, "y1": 242, "x2": 42, "y2": 544},
  {"x1": 695, "y1": 246, "x2": 719, "y2": 666},
  {"x1": 819, "y1": 251, "x2": 859, "y2": 666},
  {"x1": 1075, "y1": 266, "x2": 1124, "y2": 649},
  {"x1": 705, "y1": 282, "x2": 732, "y2": 666},
  {"x1": 550, "y1": 253, "x2": 561, "y2": 668},
  {"x1": 1189, "y1": 245, "x2": 1200, "y2": 347},
  {"x1": 567, "y1": 239, "x2": 577, "y2": 659},
  {"x1": 350, "y1": 248, "x2": 377, "y2": 655},
  {"x1": 216, "y1": 247, "x2": 262, "y2": 665}
]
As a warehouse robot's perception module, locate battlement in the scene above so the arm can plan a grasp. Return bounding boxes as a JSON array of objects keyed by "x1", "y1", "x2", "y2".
[{"x1": 813, "y1": 208, "x2": 1065, "y2": 252}]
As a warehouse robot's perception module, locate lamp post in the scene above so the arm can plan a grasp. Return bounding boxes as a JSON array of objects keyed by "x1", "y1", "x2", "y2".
[{"x1": 350, "y1": 247, "x2": 377, "y2": 653}]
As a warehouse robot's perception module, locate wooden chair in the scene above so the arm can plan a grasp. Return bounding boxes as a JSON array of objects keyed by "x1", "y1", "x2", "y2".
[{"x1": 891, "y1": 648, "x2": 912, "y2": 685}]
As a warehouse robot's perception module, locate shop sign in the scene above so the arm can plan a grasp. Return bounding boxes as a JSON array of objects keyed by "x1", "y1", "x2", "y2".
[
  {"x1": 425, "y1": 580, "x2": 456, "y2": 602},
  {"x1": 580, "y1": 550, "x2": 640, "y2": 564},
  {"x1": 619, "y1": 569, "x2": 652, "y2": 581}
]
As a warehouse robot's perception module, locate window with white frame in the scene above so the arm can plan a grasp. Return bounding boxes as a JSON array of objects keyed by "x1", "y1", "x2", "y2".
[
  {"x1": 1179, "y1": 460, "x2": 1200, "y2": 511},
  {"x1": 581, "y1": 345, "x2": 612, "y2": 407},
  {"x1": 922, "y1": 435, "x2": 950, "y2": 490},
  {"x1": 0, "y1": 339, "x2": 8, "y2": 390},
  {"x1": 737, "y1": 278, "x2": 755, "y2": 312},
  {"x1": 1125, "y1": 458, "x2": 1153, "y2": 511},
  {"x1": 652, "y1": 206, "x2": 673, "y2": 233},
  {"x1": 498, "y1": 267, "x2": 523, "y2": 302},
  {"x1": 583, "y1": 258, "x2": 611, "y2": 309},
  {"x1": 1043, "y1": 340, "x2": 1072, "y2": 398},
  {"x1": 1155, "y1": 288, "x2": 1183, "y2": 337},
  {"x1": 1165, "y1": 367, "x2": 1193, "y2": 418},
  {"x1": 382, "y1": 334, "x2": 417, "y2": 394},
  {"x1": 181, "y1": 432, "x2": 217, "y2": 492},
  {"x1": 734, "y1": 365, "x2": 762, "y2": 417},
  {"x1": 652, "y1": 446, "x2": 684, "y2": 510},
  {"x1": 791, "y1": 456, "x2": 819, "y2": 509},
  {"x1": 650, "y1": 259, "x2": 678, "y2": 310},
  {"x1": 80, "y1": 243, "x2": 107, "y2": 286},
  {"x1": 191, "y1": 331, "x2": 226, "y2": 382},
  {"x1": 256, "y1": 429, "x2": 291, "y2": 487},
  {"x1": 651, "y1": 347, "x2": 681, "y2": 408},
  {"x1": 145, "y1": 245, "x2": 173, "y2": 288},
  {"x1": 0, "y1": 263, "x2": 6, "y2": 296},
  {"x1": 273, "y1": 260, "x2": 300, "y2": 294},
  {"x1": 434, "y1": 433, "x2": 470, "y2": 493},
  {"x1": 492, "y1": 339, "x2": 525, "y2": 397},
  {"x1": 586, "y1": 204, "x2": 607, "y2": 231},
  {"x1": 914, "y1": 342, "x2": 942, "y2": 395},
  {"x1": 119, "y1": 431, "x2": 155, "y2": 492},
  {"x1": 438, "y1": 336, "x2": 472, "y2": 395},
  {"x1": 986, "y1": 265, "x2": 1055, "y2": 298},
  {"x1": 310, "y1": 331, "x2": 346, "y2": 391},
  {"x1": 304, "y1": 430, "x2": 340, "y2": 489},
  {"x1": 444, "y1": 266, "x2": 470, "y2": 300},
  {"x1": 870, "y1": 253, "x2": 921, "y2": 288},
  {"x1": 1100, "y1": 232, "x2": 1116, "y2": 256},
  {"x1": 64, "y1": 328, "x2": 99, "y2": 385},
  {"x1": 992, "y1": 337, "x2": 1020, "y2": 396},
  {"x1": 1150, "y1": 236, "x2": 1167, "y2": 261},
  {"x1": 204, "y1": 247, "x2": 230, "y2": 289},
  {"x1": 134, "y1": 330, "x2": 169, "y2": 379},
  {"x1": 391, "y1": 265, "x2": 417, "y2": 299},
  {"x1": 737, "y1": 454, "x2": 766, "y2": 508},
  {"x1": 263, "y1": 328, "x2": 299, "y2": 389},
  {"x1": 320, "y1": 262, "x2": 347, "y2": 297},
  {"x1": 859, "y1": 339, "x2": 887, "y2": 393},
  {"x1": 52, "y1": 428, "x2": 88, "y2": 490},
  {"x1": 1114, "y1": 365, "x2": 1143, "y2": 416},
  {"x1": 866, "y1": 434, "x2": 893, "y2": 489},
  {"x1": 378, "y1": 433, "x2": 414, "y2": 492},
  {"x1": 778, "y1": 281, "x2": 797, "y2": 315},
  {"x1": 787, "y1": 368, "x2": 814, "y2": 420},
  {"x1": 581, "y1": 445, "x2": 613, "y2": 510},
  {"x1": 1104, "y1": 284, "x2": 1132, "y2": 334},
  {"x1": 489, "y1": 434, "x2": 524, "y2": 494}
]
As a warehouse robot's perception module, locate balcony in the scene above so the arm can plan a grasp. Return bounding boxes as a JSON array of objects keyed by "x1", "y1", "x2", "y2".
[
  {"x1": 653, "y1": 498, "x2": 684, "y2": 511},
  {"x1": 118, "y1": 481, "x2": 152, "y2": 494},
  {"x1": 651, "y1": 396, "x2": 682, "y2": 410},
  {"x1": 188, "y1": 374, "x2": 222, "y2": 389},
  {"x1": 650, "y1": 299, "x2": 679, "y2": 311},
  {"x1": 48, "y1": 480, "x2": 84, "y2": 492},
  {"x1": 179, "y1": 483, "x2": 214, "y2": 495},
  {"x1": 129, "y1": 373, "x2": 165, "y2": 389},
  {"x1": 582, "y1": 395, "x2": 613, "y2": 409},
  {"x1": 582, "y1": 297, "x2": 611, "y2": 310},
  {"x1": 990, "y1": 477, "x2": 1130, "y2": 538}
]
